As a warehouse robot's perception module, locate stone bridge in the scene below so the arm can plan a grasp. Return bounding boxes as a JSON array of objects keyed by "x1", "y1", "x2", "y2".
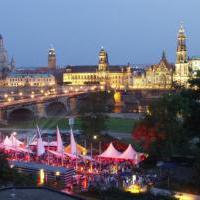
[{"x1": 0, "y1": 93, "x2": 84, "y2": 123}]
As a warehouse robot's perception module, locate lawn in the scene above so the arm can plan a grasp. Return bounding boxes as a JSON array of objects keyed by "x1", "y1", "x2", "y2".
[{"x1": 5, "y1": 117, "x2": 136, "y2": 133}]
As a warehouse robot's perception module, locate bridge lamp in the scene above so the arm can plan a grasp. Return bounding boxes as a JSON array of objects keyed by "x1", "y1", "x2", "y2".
[
  {"x1": 11, "y1": 91, "x2": 14, "y2": 94},
  {"x1": 31, "y1": 94, "x2": 35, "y2": 99},
  {"x1": 40, "y1": 89, "x2": 44, "y2": 94},
  {"x1": 19, "y1": 92, "x2": 23, "y2": 96},
  {"x1": 44, "y1": 92, "x2": 48, "y2": 96},
  {"x1": 4, "y1": 93, "x2": 8, "y2": 98}
]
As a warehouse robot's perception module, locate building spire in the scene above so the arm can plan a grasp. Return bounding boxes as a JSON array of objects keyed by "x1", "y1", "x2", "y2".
[
  {"x1": 162, "y1": 50, "x2": 167, "y2": 60},
  {"x1": 0, "y1": 34, "x2": 3, "y2": 48}
]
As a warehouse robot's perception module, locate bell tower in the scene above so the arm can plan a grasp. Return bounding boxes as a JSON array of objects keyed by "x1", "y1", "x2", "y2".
[
  {"x1": 48, "y1": 47, "x2": 56, "y2": 69},
  {"x1": 98, "y1": 47, "x2": 109, "y2": 71},
  {"x1": 174, "y1": 24, "x2": 189, "y2": 86},
  {"x1": 176, "y1": 24, "x2": 187, "y2": 64}
]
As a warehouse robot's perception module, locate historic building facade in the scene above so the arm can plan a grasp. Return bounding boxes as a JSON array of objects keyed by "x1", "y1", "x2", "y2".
[
  {"x1": 63, "y1": 48, "x2": 133, "y2": 90},
  {"x1": 133, "y1": 52, "x2": 174, "y2": 89},
  {"x1": 6, "y1": 73, "x2": 56, "y2": 87}
]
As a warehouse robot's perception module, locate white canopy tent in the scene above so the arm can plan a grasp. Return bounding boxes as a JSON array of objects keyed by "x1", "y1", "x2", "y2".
[
  {"x1": 70, "y1": 128, "x2": 77, "y2": 155},
  {"x1": 36, "y1": 126, "x2": 45, "y2": 156},
  {"x1": 118, "y1": 144, "x2": 138, "y2": 160},
  {"x1": 9, "y1": 134, "x2": 24, "y2": 147},
  {"x1": 98, "y1": 142, "x2": 121, "y2": 159}
]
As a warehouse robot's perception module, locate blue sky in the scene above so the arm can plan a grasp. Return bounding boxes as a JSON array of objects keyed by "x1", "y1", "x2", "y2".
[{"x1": 1, "y1": 0, "x2": 200, "y2": 67}]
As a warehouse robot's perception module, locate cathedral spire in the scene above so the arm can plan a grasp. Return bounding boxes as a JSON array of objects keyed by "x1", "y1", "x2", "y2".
[
  {"x1": 162, "y1": 50, "x2": 167, "y2": 61},
  {"x1": 0, "y1": 34, "x2": 3, "y2": 48}
]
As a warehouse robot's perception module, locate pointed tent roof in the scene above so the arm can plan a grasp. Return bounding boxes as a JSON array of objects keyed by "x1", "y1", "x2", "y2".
[
  {"x1": 118, "y1": 144, "x2": 137, "y2": 160},
  {"x1": 98, "y1": 142, "x2": 121, "y2": 158},
  {"x1": 36, "y1": 126, "x2": 45, "y2": 156},
  {"x1": 70, "y1": 128, "x2": 77, "y2": 155},
  {"x1": 65, "y1": 143, "x2": 87, "y2": 155},
  {"x1": 56, "y1": 126, "x2": 63, "y2": 153},
  {"x1": 9, "y1": 134, "x2": 24, "y2": 147},
  {"x1": 3, "y1": 136, "x2": 12, "y2": 146}
]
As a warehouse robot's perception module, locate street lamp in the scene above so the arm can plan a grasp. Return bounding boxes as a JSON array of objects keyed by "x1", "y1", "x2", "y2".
[
  {"x1": 93, "y1": 135, "x2": 97, "y2": 140},
  {"x1": 4, "y1": 93, "x2": 8, "y2": 98}
]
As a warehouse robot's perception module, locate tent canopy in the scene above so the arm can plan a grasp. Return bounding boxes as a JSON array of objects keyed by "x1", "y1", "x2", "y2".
[
  {"x1": 118, "y1": 144, "x2": 137, "y2": 160},
  {"x1": 98, "y1": 142, "x2": 121, "y2": 159},
  {"x1": 65, "y1": 144, "x2": 87, "y2": 155}
]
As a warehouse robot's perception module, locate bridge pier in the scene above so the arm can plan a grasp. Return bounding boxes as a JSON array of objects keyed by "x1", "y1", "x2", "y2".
[
  {"x1": 0, "y1": 109, "x2": 7, "y2": 124},
  {"x1": 36, "y1": 103, "x2": 47, "y2": 118}
]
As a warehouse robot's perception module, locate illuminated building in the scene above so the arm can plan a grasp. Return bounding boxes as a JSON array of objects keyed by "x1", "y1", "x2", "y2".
[
  {"x1": 6, "y1": 73, "x2": 56, "y2": 87},
  {"x1": 188, "y1": 56, "x2": 200, "y2": 76},
  {"x1": 133, "y1": 52, "x2": 174, "y2": 89},
  {"x1": 63, "y1": 47, "x2": 133, "y2": 90}
]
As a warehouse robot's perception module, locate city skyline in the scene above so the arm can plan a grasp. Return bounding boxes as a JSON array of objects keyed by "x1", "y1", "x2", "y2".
[{"x1": 1, "y1": 0, "x2": 200, "y2": 67}]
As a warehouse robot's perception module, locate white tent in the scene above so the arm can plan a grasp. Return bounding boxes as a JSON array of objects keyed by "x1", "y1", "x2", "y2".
[
  {"x1": 56, "y1": 126, "x2": 64, "y2": 153},
  {"x1": 70, "y1": 128, "x2": 77, "y2": 155},
  {"x1": 98, "y1": 142, "x2": 121, "y2": 159},
  {"x1": 3, "y1": 136, "x2": 12, "y2": 147},
  {"x1": 9, "y1": 134, "x2": 24, "y2": 147},
  {"x1": 118, "y1": 144, "x2": 137, "y2": 160},
  {"x1": 36, "y1": 126, "x2": 45, "y2": 156}
]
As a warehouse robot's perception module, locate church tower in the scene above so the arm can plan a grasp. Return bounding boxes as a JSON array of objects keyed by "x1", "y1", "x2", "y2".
[
  {"x1": 98, "y1": 47, "x2": 109, "y2": 71},
  {"x1": 0, "y1": 34, "x2": 10, "y2": 78},
  {"x1": 174, "y1": 24, "x2": 189, "y2": 86},
  {"x1": 48, "y1": 47, "x2": 56, "y2": 69}
]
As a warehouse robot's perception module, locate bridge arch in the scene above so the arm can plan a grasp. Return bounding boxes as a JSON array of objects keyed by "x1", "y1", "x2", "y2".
[
  {"x1": 45, "y1": 101, "x2": 67, "y2": 116},
  {"x1": 8, "y1": 108, "x2": 35, "y2": 122}
]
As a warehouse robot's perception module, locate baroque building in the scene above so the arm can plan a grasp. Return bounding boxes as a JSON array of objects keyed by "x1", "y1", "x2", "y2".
[
  {"x1": 6, "y1": 73, "x2": 56, "y2": 87},
  {"x1": 63, "y1": 48, "x2": 133, "y2": 90},
  {"x1": 0, "y1": 34, "x2": 15, "y2": 79}
]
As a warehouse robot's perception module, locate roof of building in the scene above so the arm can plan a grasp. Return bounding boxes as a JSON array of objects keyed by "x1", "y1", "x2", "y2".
[
  {"x1": 10, "y1": 161, "x2": 73, "y2": 174},
  {"x1": 190, "y1": 56, "x2": 200, "y2": 60},
  {"x1": 0, "y1": 187, "x2": 84, "y2": 200},
  {"x1": 65, "y1": 65, "x2": 131, "y2": 73},
  {"x1": 8, "y1": 73, "x2": 54, "y2": 78}
]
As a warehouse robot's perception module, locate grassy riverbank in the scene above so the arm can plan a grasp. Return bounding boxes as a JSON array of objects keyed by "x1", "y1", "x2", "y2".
[{"x1": 4, "y1": 117, "x2": 136, "y2": 133}]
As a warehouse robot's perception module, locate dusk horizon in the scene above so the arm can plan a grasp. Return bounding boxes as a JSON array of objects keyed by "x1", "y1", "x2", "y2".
[{"x1": 1, "y1": 0, "x2": 200, "y2": 67}]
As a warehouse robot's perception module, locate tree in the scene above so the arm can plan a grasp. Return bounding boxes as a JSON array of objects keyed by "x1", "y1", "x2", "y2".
[
  {"x1": 0, "y1": 151, "x2": 36, "y2": 186},
  {"x1": 78, "y1": 91, "x2": 113, "y2": 137}
]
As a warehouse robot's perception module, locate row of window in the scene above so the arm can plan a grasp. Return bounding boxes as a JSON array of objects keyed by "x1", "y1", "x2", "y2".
[
  {"x1": 64, "y1": 74, "x2": 125, "y2": 80},
  {"x1": 8, "y1": 78, "x2": 54, "y2": 82}
]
